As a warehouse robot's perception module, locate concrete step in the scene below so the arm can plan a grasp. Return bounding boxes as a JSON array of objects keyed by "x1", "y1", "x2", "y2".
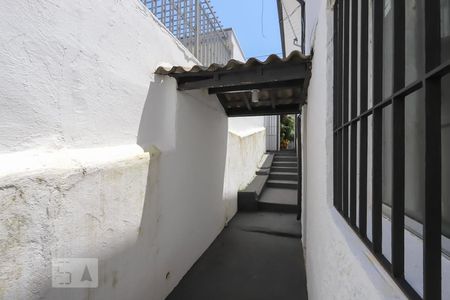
[
  {"x1": 257, "y1": 188, "x2": 298, "y2": 214},
  {"x1": 238, "y1": 175, "x2": 268, "y2": 211},
  {"x1": 270, "y1": 151, "x2": 296, "y2": 156},
  {"x1": 266, "y1": 180, "x2": 298, "y2": 190},
  {"x1": 258, "y1": 201, "x2": 297, "y2": 214},
  {"x1": 272, "y1": 161, "x2": 297, "y2": 168},
  {"x1": 269, "y1": 172, "x2": 298, "y2": 181},
  {"x1": 271, "y1": 166, "x2": 298, "y2": 173},
  {"x1": 273, "y1": 156, "x2": 297, "y2": 162}
]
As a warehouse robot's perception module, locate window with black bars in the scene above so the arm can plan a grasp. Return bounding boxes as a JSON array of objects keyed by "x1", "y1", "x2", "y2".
[{"x1": 333, "y1": 0, "x2": 450, "y2": 299}]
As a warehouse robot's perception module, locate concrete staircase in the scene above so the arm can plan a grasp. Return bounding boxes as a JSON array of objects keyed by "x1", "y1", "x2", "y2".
[
  {"x1": 267, "y1": 151, "x2": 298, "y2": 190},
  {"x1": 238, "y1": 151, "x2": 298, "y2": 214}
]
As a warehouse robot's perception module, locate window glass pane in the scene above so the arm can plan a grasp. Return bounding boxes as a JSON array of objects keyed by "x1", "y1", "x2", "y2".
[
  {"x1": 382, "y1": 207, "x2": 392, "y2": 263},
  {"x1": 405, "y1": 89, "x2": 425, "y2": 224},
  {"x1": 367, "y1": 114, "x2": 373, "y2": 242},
  {"x1": 382, "y1": 105, "x2": 393, "y2": 208},
  {"x1": 356, "y1": 121, "x2": 360, "y2": 226},
  {"x1": 357, "y1": 0, "x2": 361, "y2": 115},
  {"x1": 383, "y1": 0, "x2": 394, "y2": 98},
  {"x1": 444, "y1": 255, "x2": 450, "y2": 300},
  {"x1": 404, "y1": 89, "x2": 425, "y2": 297},
  {"x1": 347, "y1": 126, "x2": 351, "y2": 216},
  {"x1": 404, "y1": 219, "x2": 424, "y2": 297},
  {"x1": 344, "y1": 127, "x2": 350, "y2": 217},
  {"x1": 443, "y1": 74, "x2": 450, "y2": 238},
  {"x1": 442, "y1": 0, "x2": 450, "y2": 62},
  {"x1": 405, "y1": 0, "x2": 425, "y2": 85},
  {"x1": 382, "y1": 105, "x2": 393, "y2": 262},
  {"x1": 368, "y1": 0, "x2": 374, "y2": 108},
  {"x1": 442, "y1": 73, "x2": 450, "y2": 300},
  {"x1": 349, "y1": 0, "x2": 354, "y2": 120}
]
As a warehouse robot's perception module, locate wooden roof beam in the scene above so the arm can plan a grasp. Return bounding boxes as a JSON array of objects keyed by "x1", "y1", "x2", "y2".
[{"x1": 176, "y1": 63, "x2": 307, "y2": 91}]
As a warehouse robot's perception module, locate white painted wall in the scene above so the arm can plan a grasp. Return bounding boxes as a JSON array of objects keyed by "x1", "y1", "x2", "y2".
[
  {"x1": 222, "y1": 129, "x2": 266, "y2": 221},
  {"x1": 225, "y1": 28, "x2": 246, "y2": 62},
  {"x1": 300, "y1": 1, "x2": 406, "y2": 299},
  {"x1": 280, "y1": 0, "x2": 303, "y2": 54},
  {"x1": 0, "y1": 0, "x2": 257, "y2": 299},
  {"x1": 0, "y1": 145, "x2": 151, "y2": 299},
  {"x1": 228, "y1": 117, "x2": 265, "y2": 136},
  {"x1": 300, "y1": 1, "x2": 450, "y2": 299},
  {"x1": 280, "y1": 0, "x2": 321, "y2": 55}
]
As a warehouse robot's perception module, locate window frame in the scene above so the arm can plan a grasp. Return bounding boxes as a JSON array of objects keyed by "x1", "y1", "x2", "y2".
[{"x1": 333, "y1": 0, "x2": 450, "y2": 299}]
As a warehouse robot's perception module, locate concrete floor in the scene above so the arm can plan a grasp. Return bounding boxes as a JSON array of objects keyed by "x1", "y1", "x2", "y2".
[
  {"x1": 258, "y1": 187, "x2": 297, "y2": 206},
  {"x1": 166, "y1": 211, "x2": 307, "y2": 300}
]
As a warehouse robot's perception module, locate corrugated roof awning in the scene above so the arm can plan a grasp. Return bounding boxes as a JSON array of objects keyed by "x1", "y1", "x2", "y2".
[{"x1": 155, "y1": 51, "x2": 312, "y2": 117}]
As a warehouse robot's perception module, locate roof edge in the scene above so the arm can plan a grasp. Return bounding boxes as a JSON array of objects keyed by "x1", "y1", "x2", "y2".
[{"x1": 155, "y1": 50, "x2": 311, "y2": 75}]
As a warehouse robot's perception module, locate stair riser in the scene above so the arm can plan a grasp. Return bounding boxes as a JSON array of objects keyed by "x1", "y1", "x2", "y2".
[
  {"x1": 266, "y1": 182, "x2": 298, "y2": 190},
  {"x1": 273, "y1": 157, "x2": 297, "y2": 162},
  {"x1": 272, "y1": 162, "x2": 297, "y2": 168},
  {"x1": 270, "y1": 151, "x2": 296, "y2": 156},
  {"x1": 237, "y1": 192, "x2": 258, "y2": 211},
  {"x1": 271, "y1": 167, "x2": 298, "y2": 173},
  {"x1": 269, "y1": 173, "x2": 298, "y2": 181},
  {"x1": 258, "y1": 202, "x2": 297, "y2": 214}
]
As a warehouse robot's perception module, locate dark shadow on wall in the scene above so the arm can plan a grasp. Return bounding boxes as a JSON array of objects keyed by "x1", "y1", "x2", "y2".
[{"x1": 41, "y1": 76, "x2": 229, "y2": 300}]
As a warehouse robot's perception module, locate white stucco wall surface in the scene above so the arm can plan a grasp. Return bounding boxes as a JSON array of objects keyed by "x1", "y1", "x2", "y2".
[
  {"x1": 228, "y1": 117, "x2": 265, "y2": 136},
  {"x1": 0, "y1": 0, "x2": 196, "y2": 153},
  {"x1": 0, "y1": 0, "x2": 232, "y2": 299},
  {"x1": 301, "y1": 1, "x2": 406, "y2": 299},
  {"x1": 280, "y1": 0, "x2": 304, "y2": 54},
  {"x1": 225, "y1": 28, "x2": 246, "y2": 62},
  {"x1": 0, "y1": 146, "x2": 150, "y2": 299},
  {"x1": 222, "y1": 129, "x2": 266, "y2": 220},
  {"x1": 280, "y1": 0, "x2": 321, "y2": 55}
]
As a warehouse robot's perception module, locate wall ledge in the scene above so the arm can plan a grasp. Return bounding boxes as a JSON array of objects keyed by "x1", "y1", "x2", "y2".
[
  {"x1": 228, "y1": 127, "x2": 266, "y2": 139},
  {"x1": 0, "y1": 144, "x2": 149, "y2": 179}
]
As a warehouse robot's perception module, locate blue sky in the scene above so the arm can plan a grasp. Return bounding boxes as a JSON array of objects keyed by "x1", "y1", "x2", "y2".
[{"x1": 209, "y1": 0, "x2": 282, "y2": 60}]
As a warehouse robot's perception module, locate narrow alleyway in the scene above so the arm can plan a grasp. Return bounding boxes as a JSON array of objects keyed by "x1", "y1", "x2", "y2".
[{"x1": 167, "y1": 187, "x2": 308, "y2": 300}]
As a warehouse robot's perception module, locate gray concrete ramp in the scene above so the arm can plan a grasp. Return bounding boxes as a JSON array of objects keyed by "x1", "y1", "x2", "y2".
[{"x1": 166, "y1": 212, "x2": 307, "y2": 300}]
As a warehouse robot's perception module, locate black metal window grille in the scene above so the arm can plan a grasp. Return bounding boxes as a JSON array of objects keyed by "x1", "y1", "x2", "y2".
[{"x1": 333, "y1": 0, "x2": 450, "y2": 299}]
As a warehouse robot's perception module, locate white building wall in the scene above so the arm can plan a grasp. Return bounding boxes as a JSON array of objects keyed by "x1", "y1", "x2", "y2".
[
  {"x1": 222, "y1": 129, "x2": 266, "y2": 220},
  {"x1": 301, "y1": 1, "x2": 450, "y2": 299},
  {"x1": 280, "y1": 0, "x2": 303, "y2": 54},
  {"x1": 0, "y1": 0, "x2": 262, "y2": 299},
  {"x1": 301, "y1": 1, "x2": 406, "y2": 299},
  {"x1": 225, "y1": 28, "x2": 246, "y2": 62},
  {"x1": 228, "y1": 117, "x2": 265, "y2": 135},
  {"x1": 280, "y1": 0, "x2": 321, "y2": 55}
]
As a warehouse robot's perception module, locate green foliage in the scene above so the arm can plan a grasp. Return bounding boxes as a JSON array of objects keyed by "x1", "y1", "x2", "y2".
[{"x1": 280, "y1": 115, "x2": 295, "y2": 149}]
